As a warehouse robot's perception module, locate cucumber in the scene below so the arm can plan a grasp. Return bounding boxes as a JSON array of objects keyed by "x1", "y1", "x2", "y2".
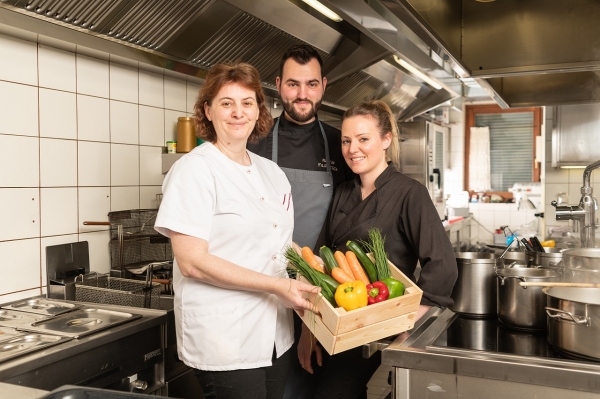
[
  {"x1": 319, "y1": 246, "x2": 339, "y2": 275},
  {"x1": 346, "y1": 240, "x2": 377, "y2": 283},
  {"x1": 318, "y1": 271, "x2": 340, "y2": 292}
]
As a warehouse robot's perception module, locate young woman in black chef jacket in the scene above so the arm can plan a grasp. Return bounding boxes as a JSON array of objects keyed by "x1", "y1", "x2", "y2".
[{"x1": 297, "y1": 100, "x2": 458, "y2": 399}]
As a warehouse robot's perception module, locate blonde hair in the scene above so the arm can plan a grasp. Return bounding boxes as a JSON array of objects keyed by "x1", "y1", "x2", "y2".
[{"x1": 342, "y1": 101, "x2": 401, "y2": 170}]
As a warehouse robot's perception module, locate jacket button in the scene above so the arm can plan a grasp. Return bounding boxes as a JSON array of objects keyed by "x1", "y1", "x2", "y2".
[
  {"x1": 273, "y1": 224, "x2": 278, "y2": 228},
  {"x1": 260, "y1": 197, "x2": 264, "y2": 201},
  {"x1": 272, "y1": 255, "x2": 277, "y2": 260}
]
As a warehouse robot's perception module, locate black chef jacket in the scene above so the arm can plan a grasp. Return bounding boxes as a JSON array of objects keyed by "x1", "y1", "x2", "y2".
[
  {"x1": 247, "y1": 114, "x2": 355, "y2": 191},
  {"x1": 316, "y1": 165, "x2": 458, "y2": 307}
]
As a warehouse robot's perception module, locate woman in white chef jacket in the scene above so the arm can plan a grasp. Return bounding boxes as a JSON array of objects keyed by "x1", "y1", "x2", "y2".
[{"x1": 155, "y1": 62, "x2": 319, "y2": 399}]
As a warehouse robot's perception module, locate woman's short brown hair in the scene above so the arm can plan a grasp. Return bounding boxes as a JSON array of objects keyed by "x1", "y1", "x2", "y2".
[{"x1": 193, "y1": 62, "x2": 273, "y2": 144}]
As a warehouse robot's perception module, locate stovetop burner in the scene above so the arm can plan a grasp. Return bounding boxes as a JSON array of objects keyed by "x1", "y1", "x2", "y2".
[{"x1": 430, "y1": 316, "x2": 573, "y2": 361}]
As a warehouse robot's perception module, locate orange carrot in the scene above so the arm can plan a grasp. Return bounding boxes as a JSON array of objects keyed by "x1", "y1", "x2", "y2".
[
  {"x1": 334, "y1": 251, "x2": 353, "y2": 276},
  {"x1": 301, "y1": 246, "x2": 325, "y2": 273},
  {"x1": 345, "y1": 251, "x2": 370, "y2": 285},
  {"x1": 331, "y1": 267, "x2": 355, "y2": 284}
]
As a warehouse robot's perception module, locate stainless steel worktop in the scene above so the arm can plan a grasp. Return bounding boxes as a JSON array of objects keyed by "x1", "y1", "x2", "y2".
[
  {"x1": 382, "y1": 308, "x2": 600, "y2": 398},
  {"x1": 0, "y1": 296, "x2": 167, "y2": 393}
]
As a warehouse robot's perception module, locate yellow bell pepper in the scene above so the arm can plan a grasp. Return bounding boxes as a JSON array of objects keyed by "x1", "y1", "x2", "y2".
[
  {"x1": 335, "y1": 280, "x2": 368, "y2": 311},
  {"x1": 540, "y1": 239, "x2": 555, "y2": 248}
]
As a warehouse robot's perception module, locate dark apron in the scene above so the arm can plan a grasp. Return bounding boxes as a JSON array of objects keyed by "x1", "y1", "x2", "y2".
[{"x1": 272, "y1": 118, "x2": 333, "y2": 250}]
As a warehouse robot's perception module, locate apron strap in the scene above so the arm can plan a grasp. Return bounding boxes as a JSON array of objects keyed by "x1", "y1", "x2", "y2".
[{"x1": 272, "y1": 117, "x2": 332, "y2": 174}]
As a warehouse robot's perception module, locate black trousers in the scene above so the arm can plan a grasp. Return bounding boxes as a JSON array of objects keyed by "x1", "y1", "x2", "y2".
[
  {"x1": 194, "y1": 347, "x2": 293, "y2": 399},
  {"x1": 282, "y1": 313, "x2": 379, "y2": 399}
]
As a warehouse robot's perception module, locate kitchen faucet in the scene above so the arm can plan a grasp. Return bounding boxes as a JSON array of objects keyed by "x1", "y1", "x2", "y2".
[{"x1": 551, "y1": 159, "x2": 600, "y2": 248}]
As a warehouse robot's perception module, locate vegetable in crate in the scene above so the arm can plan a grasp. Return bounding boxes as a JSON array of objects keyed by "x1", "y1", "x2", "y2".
[
  {"x1": 320, "y1": 246, "x2": 354, "y2": 283},
  {"x1": 285, "y1": 247, "x2": 338, "y2": 307},
  {"x1": 345, "y1": 251, "x2": 370, "y2": 285},
  {"x1": 362, "y1": 227, "x2": 405, "y2": 297},
  {"x1": 346, "y1": 240, "x2": 377, "y2": 283},
  {"x1": 301, "y1": 246, "x2": 325, "y2": 273},
  {"x1": 335, "y1": 281, "x2": 368, "y2": 311},
  {"x1": 382, "y1": 277, "x2": 405, "y2": 298},
  {"x1": 366, "y1": 281, "x2": 389, "y2": 304}
]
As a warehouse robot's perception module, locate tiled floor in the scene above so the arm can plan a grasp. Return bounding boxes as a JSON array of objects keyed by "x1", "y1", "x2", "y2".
[{"x1": 366, "y1": 364, "x2": 392, "y2": 399}]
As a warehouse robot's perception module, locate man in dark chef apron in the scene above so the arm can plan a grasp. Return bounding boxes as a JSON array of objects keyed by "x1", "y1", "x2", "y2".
[{"x1": 247, "y1": 44, "x2": 355, "y2": 399}]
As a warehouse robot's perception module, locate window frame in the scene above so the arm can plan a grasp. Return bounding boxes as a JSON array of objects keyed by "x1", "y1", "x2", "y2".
[{"x1": 464, "y1": 104, "x2": 542, "y2": 199}]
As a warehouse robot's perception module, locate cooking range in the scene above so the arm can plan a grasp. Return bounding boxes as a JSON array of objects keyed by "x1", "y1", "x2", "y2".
[{"x1": 382, "y1": 308, "x2": 600, "y2": 399}]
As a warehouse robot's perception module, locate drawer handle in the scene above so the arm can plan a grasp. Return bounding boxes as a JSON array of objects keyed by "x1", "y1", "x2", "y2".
[{"x1": 545, "y1": 307, "x2": 590, "y2": 326}]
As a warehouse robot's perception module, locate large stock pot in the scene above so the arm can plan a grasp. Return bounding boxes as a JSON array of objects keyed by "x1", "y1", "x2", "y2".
[
  {"x1": 561, "y1": 248, "x2": 600, "y2": 283},
  {"x1": 544, "y1": 287, "x2": 600, "y2": 360},
  {"x1": 496, "y1": 268, "x2": 562, "y2": 330},
  {"x1": 452, "y1": 253, "x2": 502, "y2": 316}
]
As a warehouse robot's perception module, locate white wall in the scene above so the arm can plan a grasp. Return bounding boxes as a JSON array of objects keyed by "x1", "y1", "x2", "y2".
[
  {"x1": 0, "y1": 32, "x2": 202, "y2": 302},
  {"x1": 542, "y1": 107, "x2": 600, "y2": 242}
]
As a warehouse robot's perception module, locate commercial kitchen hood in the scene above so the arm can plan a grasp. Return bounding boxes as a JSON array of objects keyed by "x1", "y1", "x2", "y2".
[
  {"x1": 0, "y1": 0, "x2": 466, "y2": 120},
  {"x1": 376, "y1": 0, "x2": 600, "y2": 108}
]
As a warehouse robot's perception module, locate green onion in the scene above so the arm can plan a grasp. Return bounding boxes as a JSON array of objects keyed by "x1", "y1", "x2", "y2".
[{"x1": 284, "y1": 247, "x2": 337, "y2": 307}]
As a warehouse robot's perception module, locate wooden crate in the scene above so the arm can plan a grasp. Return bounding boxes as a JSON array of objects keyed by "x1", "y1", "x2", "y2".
[{"x1": 297, "y1": 259, "x2": 422, "y2": 355}]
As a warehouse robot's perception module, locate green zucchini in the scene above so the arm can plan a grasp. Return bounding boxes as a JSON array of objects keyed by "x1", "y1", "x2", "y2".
[
  {"x1": 346, "y1": 240, "x2": 377, "y2": 283},
  {"x1": 318, "y1": 271, "x2": 340, "y2": 292},
  {"x1": 319, "y1": 246, "x2": 339, "y2": 275}
]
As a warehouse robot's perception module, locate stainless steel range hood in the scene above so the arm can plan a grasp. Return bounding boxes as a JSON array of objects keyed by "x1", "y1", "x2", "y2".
[
  {"x1": 0, "y1": 0, "x2": 463, "y2": 120},
  {"x1": 378, "y1": 0, "x2": 600, "y2": 108}
]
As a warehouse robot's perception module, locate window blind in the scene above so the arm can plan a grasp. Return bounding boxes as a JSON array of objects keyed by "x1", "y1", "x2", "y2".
[{"x1": 474, "y1": 112, "x2": 534, "y2": 191}]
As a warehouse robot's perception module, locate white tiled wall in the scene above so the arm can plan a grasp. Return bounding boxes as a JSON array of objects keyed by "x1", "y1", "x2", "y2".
[
  {"x1": 0, "y1": 32, "x2": 203, "y2": 301},
  {"x1": 444, "y1": 121, "x2": 465, "y2": 195}
]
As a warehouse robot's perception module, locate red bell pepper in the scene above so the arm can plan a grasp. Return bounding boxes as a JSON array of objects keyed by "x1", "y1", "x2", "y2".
[{"x1": 366, "y1": 281, "x2": 390, "y2": 304}]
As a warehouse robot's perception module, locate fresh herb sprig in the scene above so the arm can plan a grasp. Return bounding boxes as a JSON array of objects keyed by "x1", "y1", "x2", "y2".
[{"x1": 360, "y1": 228, "x2": 391, "y2": 280}]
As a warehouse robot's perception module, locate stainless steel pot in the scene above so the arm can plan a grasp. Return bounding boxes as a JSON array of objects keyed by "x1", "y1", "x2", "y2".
[
  {"x1": 501, "y1": 251, "x2": 531, "y2": 268},
  {"x1": 544, "y1": 287, "x2": 600, "y2": 360},
  {"x1": 561, "y1": 248, "x2": 600, "y2": 283},
  {"x1": 496, "y1": 268, "x2": 562, "y2": 330},
  {"x1": 451, "y1": 253, "x2": 502, "y2": 316},
  {"x1": 526, "y1": 248, "x2": 563, "y2": 268}
]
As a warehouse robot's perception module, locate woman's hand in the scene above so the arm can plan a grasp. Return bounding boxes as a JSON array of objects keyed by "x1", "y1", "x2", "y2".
[
  {"x1": 272, "y1": 278, "x2": 321, "y2": 317},
  {"x1": 298, "y1": 323, "x2": 322, "y2": 374}
]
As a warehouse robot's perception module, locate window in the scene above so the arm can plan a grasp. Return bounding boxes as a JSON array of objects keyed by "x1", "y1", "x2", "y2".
[{"x1": 465, "y1": 104, "x2": 542, "y2": 197}]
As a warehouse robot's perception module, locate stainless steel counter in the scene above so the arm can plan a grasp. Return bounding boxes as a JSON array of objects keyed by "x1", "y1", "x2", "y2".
[
  {"x1": 382, "y1": 307, "x2": 600, "y2": 399},
  {"x1": 443, "y1": 217, "x2": 471, "y2": 252},
  {"x1": 0, "y1": 297, "x2": 167, "y2": 393}
]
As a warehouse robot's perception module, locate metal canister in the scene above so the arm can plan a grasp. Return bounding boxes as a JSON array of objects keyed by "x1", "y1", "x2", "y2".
[
  {"x1": 526, "y1": 248, "x2": 563, "y2": 268},
  {"x1": 451, "y1": 253, "x2": 502, "y2": 317},
  {"x1": 176, "y1": 117, "x2": 196, "y2": 153}
]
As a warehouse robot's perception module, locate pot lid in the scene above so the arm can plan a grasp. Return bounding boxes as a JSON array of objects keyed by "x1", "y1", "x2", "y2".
[{"x1": 543, "y1": 287, "x2": 600, "y2": 306}]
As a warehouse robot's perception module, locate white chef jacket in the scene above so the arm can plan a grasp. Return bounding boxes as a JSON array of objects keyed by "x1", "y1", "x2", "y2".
[{"x1": 155, "y1": 143, "x2": 294, "y2": 371}]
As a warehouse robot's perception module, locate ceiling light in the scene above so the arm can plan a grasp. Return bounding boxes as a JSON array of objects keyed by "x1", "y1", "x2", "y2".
[
  {"x1": 393, "y1": 55, "x2": 443, "y2": 90},
  {"x1": 302, "y1": 0, "x2": 343, "y2": 22},
  {"x1": 560, "y1": 166, "x2": 586, "y2": 169}
]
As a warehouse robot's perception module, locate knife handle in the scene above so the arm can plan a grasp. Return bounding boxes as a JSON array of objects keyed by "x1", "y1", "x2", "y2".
[{"x1": 520, "y1": 238, "x2": 535, "y2": 252}]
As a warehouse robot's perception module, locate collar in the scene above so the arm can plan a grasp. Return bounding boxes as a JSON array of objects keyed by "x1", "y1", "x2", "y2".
[
  {"x1": 351, "y1": 164, "x2": 396, "y2": 190},
  {"x1": 278, "y1": 111, "x2": 320, "y2": 131}
]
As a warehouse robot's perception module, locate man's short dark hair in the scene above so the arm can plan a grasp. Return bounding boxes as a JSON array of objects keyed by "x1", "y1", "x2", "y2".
[{"x1": 279, "y1": 44, "x2": 324, "y2": 79}]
